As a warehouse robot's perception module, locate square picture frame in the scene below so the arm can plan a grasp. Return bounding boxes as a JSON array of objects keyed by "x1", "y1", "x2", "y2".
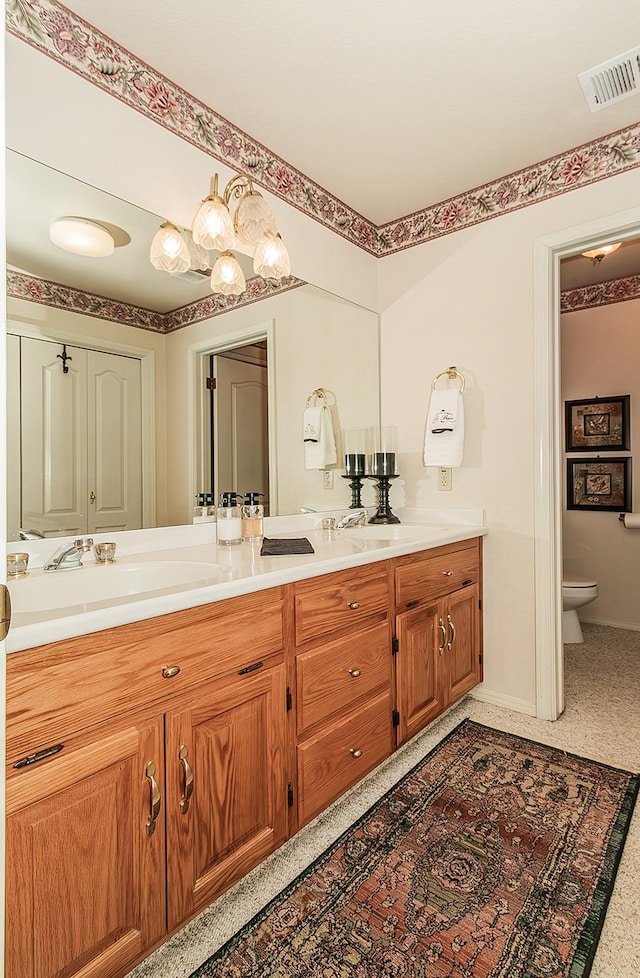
[
  {"x1": 565, "y1": 395, "x2": 630, "y2": 452},
  {"x1": 566, "y1": 457, "x2": 632, "y2": 512}
]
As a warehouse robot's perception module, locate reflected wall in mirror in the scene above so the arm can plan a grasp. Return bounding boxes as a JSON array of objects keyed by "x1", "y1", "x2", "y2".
[{"x1": 6, "y1": 152, "x2": 381, "y2": 541}]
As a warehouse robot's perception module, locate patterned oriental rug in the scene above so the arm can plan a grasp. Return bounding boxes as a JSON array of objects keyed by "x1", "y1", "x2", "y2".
[{"x1": 191, "y1": 719, "x2": 639, "y2": 978}]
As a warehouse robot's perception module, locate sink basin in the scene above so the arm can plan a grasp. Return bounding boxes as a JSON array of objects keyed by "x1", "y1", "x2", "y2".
[
  {"x1": 9, "y1": 560, "x2": 231, "y2": 614},
  {"x1": 341, "y1": 524, "x2": 450, "y2": 541}
]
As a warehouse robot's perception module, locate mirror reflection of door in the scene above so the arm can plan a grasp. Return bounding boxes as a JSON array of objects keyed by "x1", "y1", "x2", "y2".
[
  {"x1": 9, "y1": 335, "x2": 143, "y2": 539},
  {"x1": 211, "y1": 342, "x2": 269, "y2": 513}
]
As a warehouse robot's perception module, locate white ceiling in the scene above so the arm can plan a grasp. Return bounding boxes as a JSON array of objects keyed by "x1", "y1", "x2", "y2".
[
  {"x1": 5, "y1": 1, "x2": 640, "y2": 310},
  {"x1": 55, "y1": 0, "x2": 640, "y2": 224}
]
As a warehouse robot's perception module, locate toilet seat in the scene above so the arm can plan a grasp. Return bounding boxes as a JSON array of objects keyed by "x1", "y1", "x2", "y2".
[{"x1": 563, "y1": 574, "x2": 597, "y2": 588}]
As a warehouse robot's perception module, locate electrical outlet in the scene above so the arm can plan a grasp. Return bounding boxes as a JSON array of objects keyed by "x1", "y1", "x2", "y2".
[
  {"x1": 323, "y1": 470, "x2": 334, "y2": 489},
  {"x1": 438, "y1": 467, "x2": 452, "y2": 491}
]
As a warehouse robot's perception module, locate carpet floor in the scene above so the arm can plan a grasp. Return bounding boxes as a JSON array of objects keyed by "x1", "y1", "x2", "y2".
[{"x1": 188, "y1": 718, "x2": 639, "y2": 978}]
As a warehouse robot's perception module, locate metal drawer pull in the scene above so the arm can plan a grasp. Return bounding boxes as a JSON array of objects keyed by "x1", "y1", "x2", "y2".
[
  {"x1": 145, "y1": 761, "x2": 161, "y2": 836},
  {"x1": 350, "y1": 748, "x2": 363, "y2": 759},
  {"x1": 13, "y1": 743, "x2": 64, "y2": 769},
  {"x1": 179, "y1": 744, "x2": 194, "y2": 815},
  {"x1": 447, "y1": 614, "x2": 456, "y2": 650},
  {"x1": 438, "y1": 617, "x2": 447, "y2": 655},
  {"x1": 348, "y1": 668, "x2": 361, "y2": 678},
  {"x1": 443, "y1": 570, "x2": 454, "y2": 577},
  {"x1": 347, "y1": 601, "x2": 360, "y2": 610},
  {"x1": 162, "y1": 665, "x2": 181, "y2": 678}
]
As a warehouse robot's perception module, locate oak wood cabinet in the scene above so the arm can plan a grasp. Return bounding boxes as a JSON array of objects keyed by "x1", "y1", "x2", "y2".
[
  {"x1": 394, "y1": 539, "x2": 482, "y2": 746},
  {"x1": 5, "y1": 588, "x2": 288, "y2": 978}
]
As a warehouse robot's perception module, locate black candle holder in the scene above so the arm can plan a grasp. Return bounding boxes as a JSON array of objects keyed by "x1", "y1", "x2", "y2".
[
  {"x1": 367, "y1": 474, "x2": 401, "y2": 524},
  {"x1": 341, "y1": 473, "x2": 365, "y2": 509}
]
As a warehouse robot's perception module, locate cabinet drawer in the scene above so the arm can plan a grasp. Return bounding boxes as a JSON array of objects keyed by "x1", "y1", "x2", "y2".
[
  {"x1": 297, "y1": 691, "x2": 394, "y2": 825},
  {"x1": 294, "y1": 564, "x2": 390, "y2": 646},
  {"x1": 296, "y1": 621, "x2": 391, "y2": 736},
  {"x1": 6, "y1": 587, "x2": 284, "y2": 759},
  {"x1": 395, "y1": 539, "x2": 480, "y2": 608}
]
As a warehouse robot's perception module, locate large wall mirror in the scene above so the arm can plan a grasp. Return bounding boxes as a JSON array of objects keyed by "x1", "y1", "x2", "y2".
[{"x1": 6, "y1": 150, "x2": 381, "y2": 541}]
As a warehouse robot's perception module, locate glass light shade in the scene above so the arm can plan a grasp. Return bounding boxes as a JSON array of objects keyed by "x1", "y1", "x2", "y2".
[
  {"x1": 192, "y1": 195, "x2": 235, "y2": 251},
  {"x1": 235, "y1": 191, "x2": 279, "y2": 246},
  {"x1": 149, "y1": 222, "x2": 191, "y2": 273},
  {"x1": 210, "y1": 251, "x2": 246, "y2": 296},
  {"x1": 253, "y1": 234, "x2": 291, "y2": 279},
  {"x1": 49, "y1": 218, "x2": 114, "y2": 258},
  {"x1": 185, "y1": 231, "x2": 210, "y2": 271},
  {"x1": 581, "y1": 242, "x2": 622, "y2": 262}
]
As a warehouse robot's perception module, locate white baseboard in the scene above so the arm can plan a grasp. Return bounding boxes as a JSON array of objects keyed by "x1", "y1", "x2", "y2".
[
  {"x1": 470, "y1": 687, "x2": 537, "y2": 717},
  {"x1": 580, "y1": 615, "x2": 640, "y2": 632}
]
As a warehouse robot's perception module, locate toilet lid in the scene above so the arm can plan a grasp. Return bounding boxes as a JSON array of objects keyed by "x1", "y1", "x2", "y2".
[{"x1": 563, "y1": 573, "x2": 597, "y2": 588}]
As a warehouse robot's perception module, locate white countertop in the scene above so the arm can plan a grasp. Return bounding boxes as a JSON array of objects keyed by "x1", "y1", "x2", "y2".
[{"x1": 6, "y1": 508, "x2": 486, "y2": 653}]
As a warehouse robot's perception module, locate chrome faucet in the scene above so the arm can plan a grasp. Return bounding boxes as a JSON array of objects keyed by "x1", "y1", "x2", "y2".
[
  {"x1": 44, "y1": 537, "x2": 94, "y2": 572},
  {"x1": 336, "y1": 511, "x2": 368, "y2": 529}
]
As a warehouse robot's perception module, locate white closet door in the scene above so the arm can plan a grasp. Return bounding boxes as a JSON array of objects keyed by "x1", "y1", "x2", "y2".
[
  {"x1": 87, "y1": 350, "x2": 142, "y2": 534},
  {"x1": 214, "y1": 358, "x2": 269, "y2": 507},
  {"x1": 7, "y1": 333, "x2": 22, "y2": 542},
  {"x1": 20, "y1": 338, "x2": 88, "y2": 538}
]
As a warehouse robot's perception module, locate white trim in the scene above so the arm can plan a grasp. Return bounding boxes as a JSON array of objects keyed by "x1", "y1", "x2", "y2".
[
  {"x1": 533, "y1": 206, "x2": 640, "y2": 720},
  {"x1": 186, "y1": 320, "x2": 277, "y2": 513},
  {"x1": 580, "y1": 616, "x2": 640, "y2": 632},
  {"x1": 7, "y1": 320, "x2": 157, "y2": 528},
  {"x1": 470, "y1": 688, "x2": 537, "y2": 717}
]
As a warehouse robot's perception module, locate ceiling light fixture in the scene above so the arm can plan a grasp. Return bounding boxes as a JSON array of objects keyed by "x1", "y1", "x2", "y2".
[
  {"x1": 580, "y1": 242, "x2": 622, "y2": 264},
  {"x1": 149, "y1": 172, "x2": 290, "y2": 295},
  {"x1": 49, "y1": 217, "x2": 115, "y2": 258}
]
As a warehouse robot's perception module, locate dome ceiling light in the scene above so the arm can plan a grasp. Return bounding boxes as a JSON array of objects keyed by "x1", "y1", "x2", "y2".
[
  {"x1": 49, "y1": 217, "x2": 115, "y2": 258},
  {"x1": 149, "y1": 171, "x2": 290, "y2": 296},
  {"x1": 580, "y1": 242, "x2": 622, "y2": 264}
]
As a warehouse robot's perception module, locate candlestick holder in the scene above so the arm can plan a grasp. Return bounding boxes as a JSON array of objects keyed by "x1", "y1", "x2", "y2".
[
  {"x1": 341, "y1": 473, "x2": 365, "y2": 509},
  {"x1": 367, "y1": 474, "x2": 401, "y2": 524}
]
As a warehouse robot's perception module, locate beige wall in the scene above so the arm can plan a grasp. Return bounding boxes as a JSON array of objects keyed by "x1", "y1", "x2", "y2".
[
  {"x1": 561, "y1": 297, "x2": 640, "y2": 629},
  {"x1": 378, "y1": 168, "x2": 640, "y2": 714},
  {"x1": 164, "y1": 285, "x2": 380, "y2": 524}
]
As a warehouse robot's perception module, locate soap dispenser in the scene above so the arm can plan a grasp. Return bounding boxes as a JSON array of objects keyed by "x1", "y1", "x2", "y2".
[
  {"x1": 242, "y1": 492, "x2": 265, "y2": 542},
  {"x1": 216, "y1": 492, "x2": 242, "y2": 545}
]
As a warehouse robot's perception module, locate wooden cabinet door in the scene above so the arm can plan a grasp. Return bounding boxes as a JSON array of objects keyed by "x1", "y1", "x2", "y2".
[
  {"x1": 165, "y1": 664, "x2": 288, "y2": 929},
  {"x1": 444, "y1": 583, "x2": 481, "y2": 703},
  {"x1": 5, "y1": 718, "x2": 166, "y2": 978},
  {"x1": 395, "y1": 600, "x2": 446, "y2": 746}
]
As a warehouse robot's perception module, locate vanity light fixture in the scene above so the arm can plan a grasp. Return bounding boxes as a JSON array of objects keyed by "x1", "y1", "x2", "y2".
[
  {"x1": 49, "y1": 217, "x2": 115, "y2": 258},
  {"x1": 581, "y1": 242, "x2": 622, "y2": 264},
  {"x1": 149, "y1": 171, "x2": 291, "y2": 295}
]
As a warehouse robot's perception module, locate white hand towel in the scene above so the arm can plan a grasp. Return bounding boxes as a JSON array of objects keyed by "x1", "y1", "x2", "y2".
[
  {"x1": 304, "y1": 406, "x2": 337, "y2": 469},
  {"x1": 423, "y1": 389, "x2": 465, "y2": 468}
]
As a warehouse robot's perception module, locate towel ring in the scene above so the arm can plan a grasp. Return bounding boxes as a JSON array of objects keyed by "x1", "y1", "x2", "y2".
[
  {"x1": 431, "y1": 366, "x2": 466, "y2": 393},
  {"x1": 306, "y1": 388, "x2": 328, "y2": 407}
]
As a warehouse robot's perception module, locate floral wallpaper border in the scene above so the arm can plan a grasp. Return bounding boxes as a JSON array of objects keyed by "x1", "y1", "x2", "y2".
[
  {"x1": 6, "y1": 0, "x2": 640, "y2": 258},
  {"x1": 560, "y1": 273, "x2": 640, "y2": 314},
  {"x1": 6, "y1": 269, "x2": 305, "y2": 333}
]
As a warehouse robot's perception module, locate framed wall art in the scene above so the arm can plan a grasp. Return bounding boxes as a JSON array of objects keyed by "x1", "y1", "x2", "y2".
[
  {"x1": 565, "y1": 395, "x2": 630, "y2": 452},
  {"x1": 566, "y1": 457, "x2": 632, "y2": 512}
]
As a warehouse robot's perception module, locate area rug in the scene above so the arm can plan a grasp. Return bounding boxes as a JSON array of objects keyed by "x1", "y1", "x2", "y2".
[{"x1": 191, "y1": 719, "x2": 639, "y2": 978}]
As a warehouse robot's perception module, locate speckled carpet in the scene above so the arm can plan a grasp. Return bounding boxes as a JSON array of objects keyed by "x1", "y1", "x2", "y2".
[{"x1": 188, "y1": 718, "x2": 638, "y2": 978}]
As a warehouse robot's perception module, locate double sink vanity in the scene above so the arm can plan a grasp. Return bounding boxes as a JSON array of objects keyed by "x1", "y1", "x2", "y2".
[{"x1": 5, "y1": 508, "x2": 486, "y2": 978}]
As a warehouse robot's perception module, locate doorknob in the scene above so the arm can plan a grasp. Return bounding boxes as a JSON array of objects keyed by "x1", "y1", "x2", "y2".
[
  {"x1": 0, "y1": 585, "x2": 11, "y2": 641},
  {"x1": 89, "y1": 490, "x2": 96, "y2": 504}
]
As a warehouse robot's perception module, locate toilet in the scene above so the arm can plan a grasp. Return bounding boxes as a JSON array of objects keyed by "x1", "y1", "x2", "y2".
[{"x1": 562, "y1": 573, "x2": 599, "y2": 644}]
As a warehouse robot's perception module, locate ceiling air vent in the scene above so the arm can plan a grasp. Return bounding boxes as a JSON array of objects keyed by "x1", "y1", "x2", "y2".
[{"x1": 578, "y1": 46, "x2": 640, "y2": 112}]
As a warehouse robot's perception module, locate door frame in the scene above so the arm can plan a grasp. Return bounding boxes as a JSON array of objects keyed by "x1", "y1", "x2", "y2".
[
  {"x1": 6, "y1": 321, "x2": 156, "y2": 528},
  {"x1": 187, "y1": 320, "x2": 277, "y2": 514},
  {"x1": 533, "y1": 204, "x2": 640, "y2": 720}
]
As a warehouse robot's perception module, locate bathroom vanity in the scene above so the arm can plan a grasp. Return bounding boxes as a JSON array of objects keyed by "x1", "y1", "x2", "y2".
[{"x1": 5, "y1": 514, "x2": 485, "y2": 978}]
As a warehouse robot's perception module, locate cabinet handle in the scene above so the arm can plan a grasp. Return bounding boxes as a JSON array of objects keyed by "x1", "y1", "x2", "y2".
[
  {"x1": 179, "y1": 744, "x2": 194, "y2": 815},
  {"x1": 438, "y1": 617, "x2": 447, "y2": 655},
  {"x1": 89, "y1": 490, "x2": 96, "y2": 504},
  {"x1": 447, "y1": 613, "x2": 456, "y2": 651},
  {"x1": 348, "y1": 668, "x2": 361, "y2": 678},
  {"x1": 162, "y1": 665, "x2": 181, "y2": 678},
  {"x1": 145, "y1": 761, "x2": 161, "y2": 836},
  {"x1": 347, "y1": 601, "x2": 360, "y2": 610},
  {"x1": 443, "y1": 570, "x2": 454, "y2": 577},
  {"x1": 350, "y1": 748, "x2": 363, "y2": 759}
]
